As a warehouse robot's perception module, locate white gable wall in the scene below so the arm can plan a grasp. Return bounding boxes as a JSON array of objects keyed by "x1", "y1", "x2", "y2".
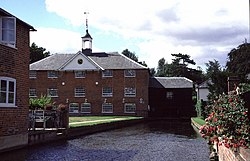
[
  {"x1": 196, "y1": 88, "x2": 209, "y2": 101},
  {"x1": 62, "y1": 54, "x2": 98, "y2": 71}
]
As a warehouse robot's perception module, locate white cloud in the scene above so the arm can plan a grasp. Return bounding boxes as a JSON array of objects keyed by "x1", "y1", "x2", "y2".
[
  {"x1": 43, "y1": 0, "x2": 249, "y2": 69},
  {"x1": 30, "y1": 27, "x2": 102, "y2": 54},
  {"x1": 31, "y1": 27, "x2": 81, "y2": 53}
]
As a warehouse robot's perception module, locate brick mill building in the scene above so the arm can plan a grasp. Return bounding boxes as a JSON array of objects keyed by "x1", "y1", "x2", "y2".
[
  {"x1": 29, "y1": 27, "x2": 149, "y2": 117},
  {"x1": 0, "y1": 8, "x2": 35, "y2": 152}
]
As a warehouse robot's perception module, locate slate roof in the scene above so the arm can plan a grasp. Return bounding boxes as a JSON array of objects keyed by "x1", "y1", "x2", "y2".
[
  {"x1": 30, "y1": 54, "x2": 74, "y2": 70},
  {"x1": 149, "y1": 77, "x2": 193, "y2": 89},
  {"x1": 89, "y1": 52, "x2": 147, "y2": 69},
  {"x1": 30, "y1": 52, "x2": 147, "y2": 70}
]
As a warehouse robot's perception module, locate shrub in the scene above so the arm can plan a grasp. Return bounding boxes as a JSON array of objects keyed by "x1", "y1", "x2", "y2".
[
  {"x1": 29, "y1": 95, "x2": 52, "y2": 110},
  {"x1": 195, "y1": 99, "x2": 208, "y2": 119},
  {"x1": 199, "y1": 92, "x2": 250, "y2": 151}
]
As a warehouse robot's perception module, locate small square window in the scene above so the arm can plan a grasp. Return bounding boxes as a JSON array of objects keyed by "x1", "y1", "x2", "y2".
[
  {"x1": 124, "y1": 87, "x2": 136, "y2": 97},
  {"x1": 69, "y1": 103, "x2": 79, "y2": 113},
  {"x1": 29, "y1": 71, "x2": 37, "y2": 79},
  {"x1": 29, "y1": 88, "x2": 37, "y2": 97},
  {"x1": 75, "y1": 71, "x2": 86, "y2": 78},
  {"x1": 124, "y1": 103, "x2": 136, "y2": 113},
  {"x1": 124, "y1": 70, "x2": 136, "y2": 77},
  {"x1": 47, "y1": 88, "x2": 58, "y2": 97},
  {"x1": 48, "y1": 71, "x2": 58, "y2": 78},
  {"x1": 81, "y1": 103, "x2": 91, "y2": 113},
  {"x1": 102, "y1": 70, "x2": 113, "y2": 77},
  {"x1": 102, "y1": 87, "x2": 113, "y2": 97},
  {"x1": 75, "y1": 87, "x2": 85, "y2": 97},
  {"x1": 166, "y1": 91, "x2": 173, "y2": 99},
  {"x1": 102, "y1": 103, "x2": 113, "y2": 113}
]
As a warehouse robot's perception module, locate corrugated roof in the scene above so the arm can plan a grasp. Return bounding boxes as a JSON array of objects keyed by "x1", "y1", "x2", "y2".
[
  {"x1": 30, "y1": 52, "x2": 147, "y2": 70},
  {"x1": 149, "y1": 77, "x2": 193, "y2": 89}
]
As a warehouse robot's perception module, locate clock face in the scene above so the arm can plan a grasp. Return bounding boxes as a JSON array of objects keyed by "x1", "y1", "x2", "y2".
[{"x1": 78, "y1": 59, "x2": 83, "y2": 64}]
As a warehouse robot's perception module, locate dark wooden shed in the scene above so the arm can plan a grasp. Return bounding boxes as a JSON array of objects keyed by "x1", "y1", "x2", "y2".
[{"x1": 149, "y1": 77, "x2": 195, "y2": 118}]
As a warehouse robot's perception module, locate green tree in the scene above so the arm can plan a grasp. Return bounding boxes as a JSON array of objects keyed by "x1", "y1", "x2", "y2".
[
  {"x1": 226, "y1": 43, "x2": 250, "y2": 82},
  {"x1": 121, "y1": 49, "x2": 148, "y2": 67},
  {"x1": 30, "y1": 42, "x2": 50, "y2": 64},
  {"x1": 205, "y1": 60, "x2": 228, "y2": 100},
  {"x1": 156, "y1": 53, "x2": 204, "y2": 84},
  {"x1": 122, "y1": 49, "x2": 138, "y2": 62},
  {"x1": 156, "y1": 58, "x2": 166, "y2": 76}
]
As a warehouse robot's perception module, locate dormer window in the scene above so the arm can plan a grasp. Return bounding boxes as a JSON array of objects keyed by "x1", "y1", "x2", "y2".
[{"x1": 0, "y1": 17, "x2": 16, "y2": 48}]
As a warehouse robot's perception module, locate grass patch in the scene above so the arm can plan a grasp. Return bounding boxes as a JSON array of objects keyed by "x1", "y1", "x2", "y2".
[
  {"x1": 192, "y1": 117, "x2": 206, "y2": 126},
  {"x1": 69, "y1": 116, "x2": 143, "y2": 127}
]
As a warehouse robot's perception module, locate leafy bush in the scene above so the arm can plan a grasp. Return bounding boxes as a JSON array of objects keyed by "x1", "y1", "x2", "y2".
[
  {"x1": 239, "y1": 83, "x2": 250, "y2": 93},
  {"x1": 29, "y1": 95, "x2": 52, "y2": 110},
  {"x1": 199, "y1": 93, "x2": 250, "y2": 150},
  {"x1": 195, "y1": 100, "x2": 209, "y2": 119}
]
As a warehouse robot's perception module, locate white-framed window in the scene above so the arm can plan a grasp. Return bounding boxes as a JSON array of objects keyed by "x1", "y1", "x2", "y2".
[
  {"x1": 102, "y1": 70, "x2": 113, "y2": 77},
  {"x1": 29, "y1": 88, "x2": 37, "y2": 97},
  {"x1": 29, "y1": 71, "x2": 37, "y2": 79},
  {"x1": 124, "y1": 103, "x2": 136, "y2": 113},
  {"x1": 0, "y1": 77, "x2": 16, "y2": 107},
  {"x1": 47, "y1": 88, "x2": 58, "y2": 97},
  {"x1": 124, "y1": 70, "x2": 136, "y2": 77},
  {"x1": 102, "y1": 87, "x2": 113, "y2": 97},
  {"x1": 81, "y1": 103, "x2": 91, "y2": 113},
  {"x1": 69, "y1": 103, "x2": 79, "y2": 113},
  {"x1": 124, "y1": 87, "x2": 136, "y2": 97},
  {"x1": 0, "y1": 17, "x2": 16, "y2": 47},
  {"x1": 166, "y1": 91, "x2": 173, "y2": 99},
  {"x1": 102, "y1": 103, "x2": 113, "y2": 113},
  {"x1": 75, "y1": 71, "x2": 85, "y2": 78},
  {"x1": 47, "y1": 71, "x2": 58, "y2": 78},
  {"x1": 75, "y1": 87, "x2": 85, "y2": 97}
]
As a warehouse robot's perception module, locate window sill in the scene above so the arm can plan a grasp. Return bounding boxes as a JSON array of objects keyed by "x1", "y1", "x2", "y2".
[
  {"x1": 29, "y1": 96, "x2": 37, "y2": 98},
  {"x1": 0, "y1": 43, "x2": 17, "y2": 50},
  {"x1": 0, "y1": 105, "x2": 17, "y2": 108}
]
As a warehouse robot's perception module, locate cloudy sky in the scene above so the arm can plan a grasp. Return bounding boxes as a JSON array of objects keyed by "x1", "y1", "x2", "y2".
[{"x1": 1, "y1": 0, "x2": 249, "y2": 70}]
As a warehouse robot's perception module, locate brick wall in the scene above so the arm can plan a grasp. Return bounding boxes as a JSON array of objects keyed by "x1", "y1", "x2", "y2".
[
  {"x1": 30, "y1": 69, "x2": 149, "y2": 117},
  {"x1": 0, "y1": 21, "x2": 30, "y2": 137}
]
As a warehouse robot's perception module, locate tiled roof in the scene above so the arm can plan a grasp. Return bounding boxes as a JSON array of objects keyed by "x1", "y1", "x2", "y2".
[
  {"x1": 149, "y1": 77, "x2": 193, "y2": 89},
  {"x1": 30, "y1": 52, "x2": 147, "y2": 70}
]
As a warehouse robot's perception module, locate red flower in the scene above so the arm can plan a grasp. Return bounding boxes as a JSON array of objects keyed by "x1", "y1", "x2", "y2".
[
  {"x1": 225, "y1": 143, "x2": 230, "y2": 148},
  {"x1": 229, "y1": 98, "x2": 233, "y2": 102}
]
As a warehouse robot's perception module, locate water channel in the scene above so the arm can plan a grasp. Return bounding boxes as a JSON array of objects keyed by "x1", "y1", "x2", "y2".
[{"x1": 1, "y1": 120, "x2": 210, "y2": 161}]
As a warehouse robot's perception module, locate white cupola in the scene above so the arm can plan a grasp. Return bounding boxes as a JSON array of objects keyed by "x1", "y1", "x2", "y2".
[{"x1": 81, "y1": 12, "x2": 92, "y2": 55}]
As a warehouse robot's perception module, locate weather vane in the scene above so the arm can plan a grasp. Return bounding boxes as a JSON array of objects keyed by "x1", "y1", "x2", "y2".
[{"x1": 84, "y1": 12, "x2": 89, "y2": 30}]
